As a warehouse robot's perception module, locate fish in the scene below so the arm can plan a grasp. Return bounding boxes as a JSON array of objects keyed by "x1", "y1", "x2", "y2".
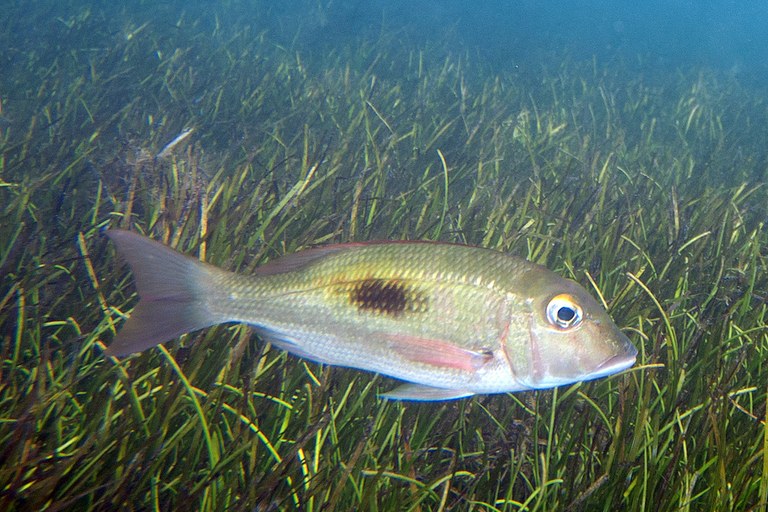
[{"x1": 103, "y1": 229, "x2": 637, "y2": 400}]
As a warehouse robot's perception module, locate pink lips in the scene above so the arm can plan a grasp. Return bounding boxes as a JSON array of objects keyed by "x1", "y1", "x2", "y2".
[{"x1": 589, "y1": 348, "x2": 637, "y2": 381}]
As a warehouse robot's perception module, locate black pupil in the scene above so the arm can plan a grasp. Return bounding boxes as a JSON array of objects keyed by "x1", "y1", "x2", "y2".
[{"x1": 557, "y1": 306, "x2": 575, "y2": 322}]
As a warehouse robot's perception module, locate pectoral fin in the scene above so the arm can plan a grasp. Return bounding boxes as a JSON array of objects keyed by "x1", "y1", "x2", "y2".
[
  {"x1": 379, "y1": 383, "x2": 474, "y2": 401},
  {"x1": 385, "y1": 333, "x2": 494, "y2": 372}
]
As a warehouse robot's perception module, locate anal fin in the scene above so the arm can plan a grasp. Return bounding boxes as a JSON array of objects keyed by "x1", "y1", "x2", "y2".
[{"x1": 255, "y1": 328, "x2": 337, "y2": 366}]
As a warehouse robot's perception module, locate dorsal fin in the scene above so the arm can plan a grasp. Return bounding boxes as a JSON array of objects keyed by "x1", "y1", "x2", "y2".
[
  {"x1": 254, "y1": 244, "x2": 360, "y2": 275},
  {"x1": 255, "y1": 239, "x2": 470, "y2": 276}
]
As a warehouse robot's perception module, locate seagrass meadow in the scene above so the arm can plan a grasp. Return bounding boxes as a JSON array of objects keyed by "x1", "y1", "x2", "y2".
[{"x1": 2, "y1": 1, "x2": 768, "y2": 511}]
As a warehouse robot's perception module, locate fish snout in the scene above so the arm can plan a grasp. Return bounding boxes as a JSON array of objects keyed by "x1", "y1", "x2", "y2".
[
  {"x1": 528, "y1": 317, "x2": 637, "y2": 389},
  {"x1": 588, "y1": 343, "x2": 637, "y2": 380}
]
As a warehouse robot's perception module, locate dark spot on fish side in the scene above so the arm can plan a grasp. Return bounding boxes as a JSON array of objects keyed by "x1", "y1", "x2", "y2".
[{"x1": 350, "y1": 278, "x2": 426, "y2": 316}]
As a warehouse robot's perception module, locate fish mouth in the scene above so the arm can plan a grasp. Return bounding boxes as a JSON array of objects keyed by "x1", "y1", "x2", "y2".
[{"x1": 587, "y1": 347, "x2": 638, "y2": 381}]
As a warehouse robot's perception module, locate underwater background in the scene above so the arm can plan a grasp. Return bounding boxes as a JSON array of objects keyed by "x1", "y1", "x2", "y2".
[{"x1": 2, "y1": 0, "x2": 768, "y2": 510}]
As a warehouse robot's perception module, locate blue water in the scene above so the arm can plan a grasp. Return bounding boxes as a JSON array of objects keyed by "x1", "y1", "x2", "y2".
[
  {"x1": 17, "y1": 1, "x2": 765, "y2": 73},
  {"x1": 3, "y1": 0, "x2": 766, "y2": 96},
  {"x1": 268, "y1": 0, "x2": 768, "y2": 84}
]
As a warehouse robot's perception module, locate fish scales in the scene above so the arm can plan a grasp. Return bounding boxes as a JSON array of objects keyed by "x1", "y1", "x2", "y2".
[
  {"x1": 205, "y1": 243, "x2": 524, "y2": 391},
  {"x1": 104, "y1": 230, "x2": 637, "y2": 400}
]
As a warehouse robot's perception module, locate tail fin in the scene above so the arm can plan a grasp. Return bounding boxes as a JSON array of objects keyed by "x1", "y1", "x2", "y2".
[{"x1": 104, "y1": 230, "x2": 223, "y2": 357}]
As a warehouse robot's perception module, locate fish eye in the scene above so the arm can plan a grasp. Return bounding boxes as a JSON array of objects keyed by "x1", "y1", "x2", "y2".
[{"x1": 546, "y1": 294, "x2": 583, "y2": 329}]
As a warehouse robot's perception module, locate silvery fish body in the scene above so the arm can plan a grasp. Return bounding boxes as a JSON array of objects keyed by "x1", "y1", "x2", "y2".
[{"x1": 104, "y1": 230, "x2": 637, "y2": 400}]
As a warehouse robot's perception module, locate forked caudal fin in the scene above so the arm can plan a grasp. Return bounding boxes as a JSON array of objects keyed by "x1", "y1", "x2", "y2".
[{"x1": 104, "y1": 230, "x2": 223, "y2": 357}]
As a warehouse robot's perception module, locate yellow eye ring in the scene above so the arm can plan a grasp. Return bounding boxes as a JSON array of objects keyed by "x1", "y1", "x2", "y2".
[{"x1": 546, "y1": 294, "x2": 583, "y2": 329}]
